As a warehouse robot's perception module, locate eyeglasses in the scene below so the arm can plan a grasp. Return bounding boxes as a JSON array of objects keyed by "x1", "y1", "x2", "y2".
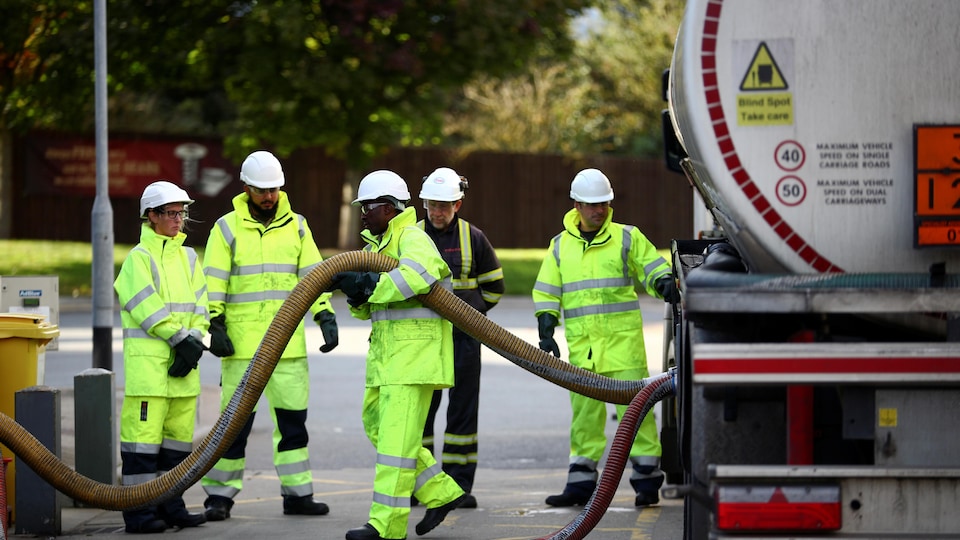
[
  {"x1": 360, "y1": 202, "x2": 391, "y2": 215},
  {"x1": 250, "y1": 186, "x2": 279, "y2": 196},
  {"x1": 156, "y1": 209, "x2": 188, "y2": 220}
]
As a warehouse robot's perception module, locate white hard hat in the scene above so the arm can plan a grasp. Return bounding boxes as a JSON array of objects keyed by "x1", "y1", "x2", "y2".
[
  {"x1": 240, "y1": 150, "x2": 285, "y2": 189},
  {"x1": 570, "y1": 168, "x2": 614, "y2": 203},
  {"x1": 353, "y1": 170, "x2": 411, "y2": 208},
  {"x1": 140, "y1": 181, "x2": 194, "y2": 218},
  {"x1": 419, "y1": 167, "x2": 467, "y2": 202}
]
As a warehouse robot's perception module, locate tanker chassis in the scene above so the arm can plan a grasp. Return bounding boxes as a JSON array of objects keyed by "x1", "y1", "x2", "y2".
[{"x1": 659, "y1": 1, "x2": 960, "y2": 538}]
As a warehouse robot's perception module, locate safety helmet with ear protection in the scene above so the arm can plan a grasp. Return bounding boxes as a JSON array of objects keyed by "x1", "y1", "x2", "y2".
[{"x1": 419, "y1": 167, "x2": 468, "y2": 202}]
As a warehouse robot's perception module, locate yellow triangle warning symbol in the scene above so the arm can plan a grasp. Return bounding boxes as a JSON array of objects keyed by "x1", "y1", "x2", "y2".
[{"x1": 739, "y1": 42, "x2": 788, "y2": 91}]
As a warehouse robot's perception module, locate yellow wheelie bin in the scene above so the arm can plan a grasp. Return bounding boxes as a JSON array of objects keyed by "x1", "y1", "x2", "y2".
[{"x1": 0, "y1": 313, "x2": 59, "y2": 525}]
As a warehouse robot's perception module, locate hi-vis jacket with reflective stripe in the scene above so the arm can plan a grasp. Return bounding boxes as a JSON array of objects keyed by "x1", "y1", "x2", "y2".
[
  {"x1": 532, "y1": 207, "x2": 671, "y2": 372},
  {"x1": 203, "y1": 191, "x2": 333, "y2": 359},
  {"x1": 114, "y1": 223, "x2": 210, "y2": 397},
  {"x1": 418, "y1": 215, "x2": 504, "y2": 314},
  {"x1": 352, "y1": 206, "x2": 455, "y2": 388}
]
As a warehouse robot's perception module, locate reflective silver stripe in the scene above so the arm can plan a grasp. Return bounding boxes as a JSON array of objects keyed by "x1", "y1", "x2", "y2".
[
  {"x1": 421, "y1": 435, "x2": 436, "y2": 446},
  {"x1": 276, "y1": 460, "x2": 312, "y2": 476},
  {"x1": 645, "y1": 257, "x2": 669, "y2": 277},
  {"x1": 377, "y1": 453, "x2": 418, "y2": 470},
  {"x1": 296, "y1": 214, "x2": 306, "y2": 239},
  {"x1": 482, "y1": 290, "x2": 503, "y2": 303},
  {"x1": 226, "y1": 290, "x2": 290, "y2": 303},
  {"x1": 186, "y1": 246, "x2": 198, "y2": 272},
  {"x1": 458, "y1": 220, "x2": 473, "y2": 284},
  {"x1": 440, "y1": 452, "x2": 473, "y2": 465},
  {"x1": 561, "y1": 277, "x2": 632, "y2": 293},
  {"x1": 122, "y1": 472, "x2": 157, "y2": 485},
  {"x1": 167, "y1": 302, "x2": 199, "y2": 314},
  {"x1": 140, "y1": 307, "x2": 171, "y2": 335},
  {"x1": 204, "y1": 485, "x2": 240, "y2": 498},
  {"x1": 401, "y1": 257, "x2": 431, "y2": 281},
  {"x1": 568, "y1": 470, "x2": 598, "y2": 483},
  {"x1": 621, "y1": 226, "x2": 634, "y2": 276},
  {"x1": 161, "y1": 438, "x2": 193, "y2": 453},
  {"x1": 299, "y1": 261, "x2": 319, "y2": 279},
  {"x1": 121, "y1": 441, "x2": 161, "y2": 454},
  {"x1": 477, "y1": 267, "x2": 504, "y2": 283},
  {"x1": 534, "y1": 301, "x2": 561, "y2": 313},
  {"x1": 629, "y1": 455, "x2": 661, "y2": 468},
  {"x1": 373, "y1": 491, "x2": 410, "y2": 508},
  {"x1": 122, "y1": 328, "x2": 163, "y2": 340},
  {"x1": 534, "y1": 281, "x2": 562, "y2": 297},
  {"x1": 414, "y1": 462, "x2": 443, "y2": 492},
  {"x1": 371, "y1": 307, "x2": 441, "y2": 322},
  {"x1": 452, "y1": 277, "x2": 479, "y2": 289},
  {"x1": 281, "y1": 483, "x2": 313, "y2": 497},
  {"x1": 387, "y1": 267, "x2": 415, "y2": 298},
  {"x1": 233, "y1": 263, "x2": 298, "y2": 276},
  {"x1": 132, "y1": 246, "x2": 162, "y2": 290},
  {"x1": 550, "y1": 233, "x2": 562, "y2": 266},
  {"x1": 630, "y1": 468, "x2": 664, "y2": 482},
  {"x1": 208, "y1": 291, "x2": 227, "y2": 302},
  {"x1": 205, "y1": 467, "x2": 244, "y2": 483},
  {"x1": 205, "y1": 266, "x2": 230, "y2": 281},
  {"x1": 570, "y1": 456, "x2": 598, "y2": 468},
  {"x1": 444, "y1": 433, "x2": 478, "y2": 445},
  {"x1": 123, "y1": 285, "x2": 155, "y2": 317},
  {"x1": 564, "y1": 300, "x2": 639, "y2": 319},
  {"x1": 167, "y1": 327, "x2": 189, "y2": 346},
  {"x1": 217, "y1": 218, "x2": 236, "y2": 252}
]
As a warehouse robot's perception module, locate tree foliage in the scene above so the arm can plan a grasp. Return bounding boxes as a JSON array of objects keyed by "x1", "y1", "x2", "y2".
[
  {"x1": 443, "y1": 0, "x2": 684, "y2": 157},
  {"x1": 1, "y1": 0, "x2": 595, "y2": 167}
]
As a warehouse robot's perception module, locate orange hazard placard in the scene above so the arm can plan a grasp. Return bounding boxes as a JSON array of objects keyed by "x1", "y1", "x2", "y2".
[
  {"x1": 917, "y1": 220, "x2": 960, "y2": 246},
  {"x1": 915, "y1": 173, "x2": 960, "y2": 216},
  {"x1": 915, "y1": 125, "x2": 960, "y2": 170}
]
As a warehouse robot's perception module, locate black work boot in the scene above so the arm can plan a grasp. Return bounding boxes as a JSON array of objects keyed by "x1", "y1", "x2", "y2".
[
  {"x1": 544, "y1": 491, "x2": 590, "y2": 507},
  {"x1": 283, "y1": 494, "x2": 330, "y2": 516},
  {"x1": 123, "y1": 509, "x2": 169, "y2": 534},
  {"x1": 203, "y1": 495, "x2": 234, "y2": 521},
  {"x1": 158, "y1": 496, "x2": 207, "y2": 528},
  {"x1": 415, "y1": 493, "x2": 466, "y2": 536}
]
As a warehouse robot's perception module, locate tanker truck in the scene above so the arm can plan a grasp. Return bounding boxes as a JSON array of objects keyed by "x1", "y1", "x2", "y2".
[{"x1": 659, "y1": 1, "x2": 960, "y2": 538}]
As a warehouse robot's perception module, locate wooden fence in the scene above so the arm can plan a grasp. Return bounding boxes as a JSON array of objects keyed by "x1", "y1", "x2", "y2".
[{"x1": 11, "y1": 144, "x2": 694, "y2": 250}]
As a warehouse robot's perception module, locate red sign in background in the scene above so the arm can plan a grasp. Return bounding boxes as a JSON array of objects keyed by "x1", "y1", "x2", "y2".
[{"x1": 22, "y1": 132, "x2": 239, "y2": 198}]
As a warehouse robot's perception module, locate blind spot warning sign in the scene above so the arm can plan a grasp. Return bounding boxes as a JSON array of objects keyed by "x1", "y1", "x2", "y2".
[{"x1": 740, "y1": 41, "x2": 789, "y2": 91}]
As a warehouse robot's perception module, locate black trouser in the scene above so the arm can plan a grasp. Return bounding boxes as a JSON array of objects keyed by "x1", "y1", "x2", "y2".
[{"x1": 423, "y1": 330, "x2": 481, "y2": 492}]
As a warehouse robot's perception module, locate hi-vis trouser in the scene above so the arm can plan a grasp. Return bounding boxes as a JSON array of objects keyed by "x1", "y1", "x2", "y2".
[
  {"x1": 363, "y1": 384, "x2": 464, "y2": 539},
  {"x1": 423, "y1": 329, "x2": 481, "y2": 492},
  {"x1": 564, "y1": 366, "x2": 664, "y2": 499},
  {"x1": 202, "y1": 357, "x2": 315, "y2": 499},
  {"x1": 120, "y1": 395, "x2": 196, "y2": 526}
]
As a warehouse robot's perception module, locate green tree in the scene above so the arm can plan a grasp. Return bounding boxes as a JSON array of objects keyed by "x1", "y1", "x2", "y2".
[
  {"x1": 1, "y1": 1, "x2": 594, "y2": 246},
  {"x1": 443, "y1": 0, "x2": 683, "y2": 157}
]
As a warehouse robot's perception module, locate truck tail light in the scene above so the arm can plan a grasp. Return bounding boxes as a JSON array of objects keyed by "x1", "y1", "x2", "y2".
[{"x1": 716, "y1": 485, "x2": 841, "y2": 532}]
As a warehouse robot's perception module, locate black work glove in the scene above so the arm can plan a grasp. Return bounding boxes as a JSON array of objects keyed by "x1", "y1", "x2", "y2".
[
  {"x1": 537, "y1": 313, "x2": 561, "y2": 358},
  {"x1": 208, "y1": 314, "x2": 235, "y2": 358},
  {"x1": 654, "y1": 276, "x2": 680, "y2": 304},
  {"x1": 169, "y1": 335, "x2": 205, "y2": 377},
  {"x1": 328, "y1": 271, "x2": 380, "y2": 306},
  {"x1": 314, "y1": 310, "x2": 339, "y2": 353}
]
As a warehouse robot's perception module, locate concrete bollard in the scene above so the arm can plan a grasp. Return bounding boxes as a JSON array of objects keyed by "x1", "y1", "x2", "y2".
[
  {"x1": 73, "y1": 368, "x2": 117, "y2": 503},
  {"x1": 14, "y1": 386, "x2": 61, "y2": 536}
]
